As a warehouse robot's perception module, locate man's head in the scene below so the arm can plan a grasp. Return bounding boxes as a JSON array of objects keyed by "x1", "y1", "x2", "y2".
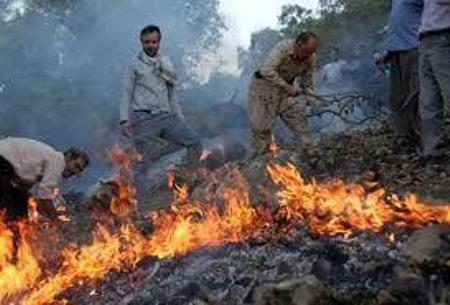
[
  {"x1": 63, "y1": 148, "x2": 90, "y2": 178},
  {"x1": 294, "y1": 31, "x2": 318, "y2": 59},
  {"x1": 140, "y1": 24, "x2": 161, "y2": 57}
]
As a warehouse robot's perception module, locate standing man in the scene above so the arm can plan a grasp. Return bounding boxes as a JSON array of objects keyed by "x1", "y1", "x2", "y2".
[
  {"x1": 0, "y1": 137, "x2": 89, "y2": 222},
  {"x1": 120, "y1": 25, "x2": 202, "y2": 209},
  {"x1": 418, "y1": 1, "x2": 450, "y2": 162},
  {"x1": 376, "y1": 0, "x2": 423, "y2": 147},
  {"x1": 248, "y1": 32, "x2": 321, "y2": 157}
]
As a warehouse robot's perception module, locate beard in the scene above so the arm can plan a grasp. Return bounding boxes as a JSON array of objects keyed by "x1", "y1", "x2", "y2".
[{"x1": 144, "y1": 47, "x2": 158, "y2": 57}]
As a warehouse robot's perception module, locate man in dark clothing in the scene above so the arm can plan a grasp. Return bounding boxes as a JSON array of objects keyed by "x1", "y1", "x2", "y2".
[
  {"x1": 418, "y1": 0, "x2": 450, "y2": 161},
  {"x1": 377, "y1": 0, "x2": 423, "y2": 146},
  {"x1": 0, "y1": 156, "x2": 28, "y2": 221}
]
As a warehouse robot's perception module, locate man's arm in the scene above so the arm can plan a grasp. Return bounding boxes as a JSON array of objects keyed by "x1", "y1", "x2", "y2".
[
  {"x1": 35, "y1": 156, "x2": 66, "y2": 219},
  {"x1": 299, "y1": 55, "x2": 320, "y2": 107},
  {"x1": 167, "y1": 84, "x2": 185, "y2": 120},
  {"x1": 119, "y1": 63, "x2": 136, "y2": 136},
  {"x1": 162, "y1": 57, "x2": 185, "y2": 120},
  {"x1": 259, "y1": 40, "x2": 294, "y2": 91}
]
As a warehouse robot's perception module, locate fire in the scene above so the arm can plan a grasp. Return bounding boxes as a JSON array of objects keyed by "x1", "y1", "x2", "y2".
[
  {"x1": 28, "y1": 197, "x2": 39, "y2": 223},
  {"x1": 268, "y1": 135, "x2": 281, "y2": 154},
  {"x1": 267, "y1": 163, "x2": 450, "y2": 236},
  {"x1": 167, "y1": 170, "x2": 189, "y2": 200},
  {"x1": 107, "y1": 147, "x2": 138, "y2": 218},
  {"x1": 199, "y1": 148, "x2": 212, "y2": 162},
  {"x1": 0, "y1": 148, "x2": 449, "y2": 304},
  {"x1": 0, "y1": 220, "x2": 41, "y2": 303}
]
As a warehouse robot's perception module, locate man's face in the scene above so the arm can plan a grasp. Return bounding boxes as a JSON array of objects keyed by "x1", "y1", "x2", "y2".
[
  {"x1": 63, "y1": 157, "x2": 87, "y2": 179},
  {"x1": 141, "y1": 32, "x2": 160, "y2": 57},
  {"x1": 296, "y1": 37, "x2": 317, "y2": 59}
]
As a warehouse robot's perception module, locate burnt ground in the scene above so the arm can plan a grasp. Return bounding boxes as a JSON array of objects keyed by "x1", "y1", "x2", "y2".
[{"x1": 31, "y1": 121, "x2": 450, "y2": 305}]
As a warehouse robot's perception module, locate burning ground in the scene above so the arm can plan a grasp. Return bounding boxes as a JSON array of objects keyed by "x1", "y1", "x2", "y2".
[{"x1": 1, "y1": 124, "x2": 450, "y2": 305}]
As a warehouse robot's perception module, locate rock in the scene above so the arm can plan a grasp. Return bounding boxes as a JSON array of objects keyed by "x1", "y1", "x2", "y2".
[
  {"x1": 401, "y1": 225, "x2": 450, "y2": 263},
  {"x1": 377, "y1": 272, "x2": 428, "y2": 305},
  {"x1": 312, "y1": 259, "x2": 333, "y2": 280},
  {"x1": 251, "y1": 276, "x2": 336, "y2": 305}
]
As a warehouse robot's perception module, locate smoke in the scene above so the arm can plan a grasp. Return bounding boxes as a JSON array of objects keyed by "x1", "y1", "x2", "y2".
[
  {"x1": 0, "y1": 0, "x2": 390, "y2": 191},
  {"x1": 0, "y1": 0, "x2": 241, "y2": 189}
]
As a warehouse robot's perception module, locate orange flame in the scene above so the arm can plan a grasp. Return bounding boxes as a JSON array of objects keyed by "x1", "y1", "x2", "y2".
[
  {"x1": 167, "y1": 170, "x2": 189, "y2": 201},
  {"x1": 107, "y1": 147, "x2": 138, "y2": 218},
  {"x1": 268, "y1": 135, "x2": 281, "y2": 154},
  {"x1": 1, "y1": 150, "x2": 449, "y2": 304},
  {"x1": 0, "y1": 220, "x2": 41, "y2": 303}
]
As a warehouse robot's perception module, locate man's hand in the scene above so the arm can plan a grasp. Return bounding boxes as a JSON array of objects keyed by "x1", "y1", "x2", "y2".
[
  {"x1": 306, "y1": 97, "x2": 325, "y2": 108},
  {"x1": 286, "y1": 85, "x2": 300, "y2": 97},
  {"x1": 374, "y1": 51, "x2": 389, "y2": 67},
  {"x1": 121, "y1": 121, "x2": 133, "y2": 138}
]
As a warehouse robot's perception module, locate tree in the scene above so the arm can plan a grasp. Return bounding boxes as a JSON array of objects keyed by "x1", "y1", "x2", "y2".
[
  {"x1": 278, "y1": 0, "x2": 389, "y2": 61},
  {"x1": 0, "y1": 0, "x2": 226, "y2": 157}
]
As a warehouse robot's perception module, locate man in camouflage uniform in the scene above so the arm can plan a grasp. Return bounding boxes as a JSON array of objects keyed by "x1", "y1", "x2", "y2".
[{"x1": 248, "y1": 32, "x2": 320, "y2": 157}]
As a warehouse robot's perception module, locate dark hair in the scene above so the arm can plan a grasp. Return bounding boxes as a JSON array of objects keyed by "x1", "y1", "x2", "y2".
[
  {"x1": 140, "y1": 24, "x2": 161, "y2": 41},
  {"x1": 64, "y1": 147, "x2": 90, "y2": 166},
  {"x1": 295, "y1": 31, "x2": 317, "y2": 44}
]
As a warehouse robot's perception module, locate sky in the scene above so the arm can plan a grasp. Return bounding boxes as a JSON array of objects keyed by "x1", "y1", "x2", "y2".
[{"x1": 220, "y1": 0, "x2": 319, "y2": 48}]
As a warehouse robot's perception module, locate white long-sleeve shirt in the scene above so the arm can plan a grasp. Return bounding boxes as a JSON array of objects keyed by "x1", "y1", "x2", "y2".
[
  {"x1": 120, "y1": 51, "x2": 184, "y2": 122},
  {"x1": 0, "y1": 137, "x2": 65, "y2": 204}
]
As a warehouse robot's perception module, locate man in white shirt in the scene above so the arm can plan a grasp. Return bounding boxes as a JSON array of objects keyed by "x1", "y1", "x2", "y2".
[
  {"x1": 0, "y1": 137, "x2": 89, "y2": 222},
  {"x1": 120, "y1": 25, "x2": 202, "y2": 209}
]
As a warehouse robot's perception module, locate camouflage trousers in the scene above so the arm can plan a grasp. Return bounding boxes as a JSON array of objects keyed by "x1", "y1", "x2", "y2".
[{"x1": 248, "y1": 79, "x2": 309, "y2": 157}]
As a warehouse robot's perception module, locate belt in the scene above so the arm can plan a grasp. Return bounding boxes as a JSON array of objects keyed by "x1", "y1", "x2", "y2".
[
  {"x1": 420, "y1": 28, "x2": 450, "y2": 39},
  {"x1": 133, "y1": 109, "x2": 154, "y2": 114}
]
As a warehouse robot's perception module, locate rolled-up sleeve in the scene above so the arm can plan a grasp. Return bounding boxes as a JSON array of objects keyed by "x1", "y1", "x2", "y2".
[
  {"x1": 119, "y1": 63, "x2": 136, "y2": 122},
  {"x1": 35, "y1": 155, "x2": 65, "y2": 206},
  {"x1": 259, "y1": 40, "x2": 292, "y2": 90}
]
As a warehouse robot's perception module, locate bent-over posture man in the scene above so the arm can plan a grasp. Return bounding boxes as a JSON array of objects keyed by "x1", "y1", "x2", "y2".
[
  {"x1": 120, "y1": 25, "x2": 202, "y2": 209},
  {"x1": 0, "y1": 137, "x2": 89, "y2": 222},
  {"x1": 248, "y1": 32, "x2": 321, "y2": 157}
]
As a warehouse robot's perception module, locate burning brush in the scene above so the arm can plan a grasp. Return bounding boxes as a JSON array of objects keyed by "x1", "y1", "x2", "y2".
[{"x1": 0, "y1": 146, "x2": 449, "y2": 304}]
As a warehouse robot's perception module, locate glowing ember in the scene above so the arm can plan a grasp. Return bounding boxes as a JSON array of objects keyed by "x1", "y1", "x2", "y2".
[
  {"x1": 268, "y1": 135, "x2": 281, "y2": 154},
  {"x1": 167, "y1": 170, "x2": 189, "y2": 200},
  {"x1": 0, "y1": 151, "x2": 449, "y2": 304},
  {"x1": 27, "y1": 197, "x2": 39, "y2": 223}
]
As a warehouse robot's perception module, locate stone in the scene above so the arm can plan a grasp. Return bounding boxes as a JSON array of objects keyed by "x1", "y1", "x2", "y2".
[
  {"x1": 401, "y1": 225, "x2": 450, "y2": 263},
  {"x1": 251, "y1": 275, "x2": 335, "y2": 305}
]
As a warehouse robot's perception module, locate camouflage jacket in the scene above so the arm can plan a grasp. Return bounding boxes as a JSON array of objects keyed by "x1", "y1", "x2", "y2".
[{"x1": 259, "y1": 39, "x2": 316, "y2": 105}]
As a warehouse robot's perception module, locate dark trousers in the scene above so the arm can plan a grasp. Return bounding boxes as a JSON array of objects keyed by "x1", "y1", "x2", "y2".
[
  {"x1": 130, "y1": 111, "x2": 202, "y2": 209},
  {"x1": 419, "y1": 31, "x2": 450, "y2": 157},
  {"x1": 0, "y1": 156, "x2": 29, "y2": 222},
  {"x1": 389, "y1": 49, "x2": 420, "y2": 142}
]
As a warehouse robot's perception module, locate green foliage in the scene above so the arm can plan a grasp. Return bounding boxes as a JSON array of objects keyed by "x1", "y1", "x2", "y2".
[
  {"x1": 278, "y1": 0, "x2": 389, "y2": 60},
  {"x1": 0, "y1": 0, "x2": 226, "y2": 139}
]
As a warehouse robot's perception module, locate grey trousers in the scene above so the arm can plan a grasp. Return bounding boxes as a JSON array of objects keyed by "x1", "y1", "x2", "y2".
[
  {"x1": 390, "y1": 49, "x2": 420, "y2": 141},
  {"x1": 130, "y1": 111, "x2": 202, "y2": 208},
  {"x1": 419, "y1": 31, "x2": 450, "y2": 157}
]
